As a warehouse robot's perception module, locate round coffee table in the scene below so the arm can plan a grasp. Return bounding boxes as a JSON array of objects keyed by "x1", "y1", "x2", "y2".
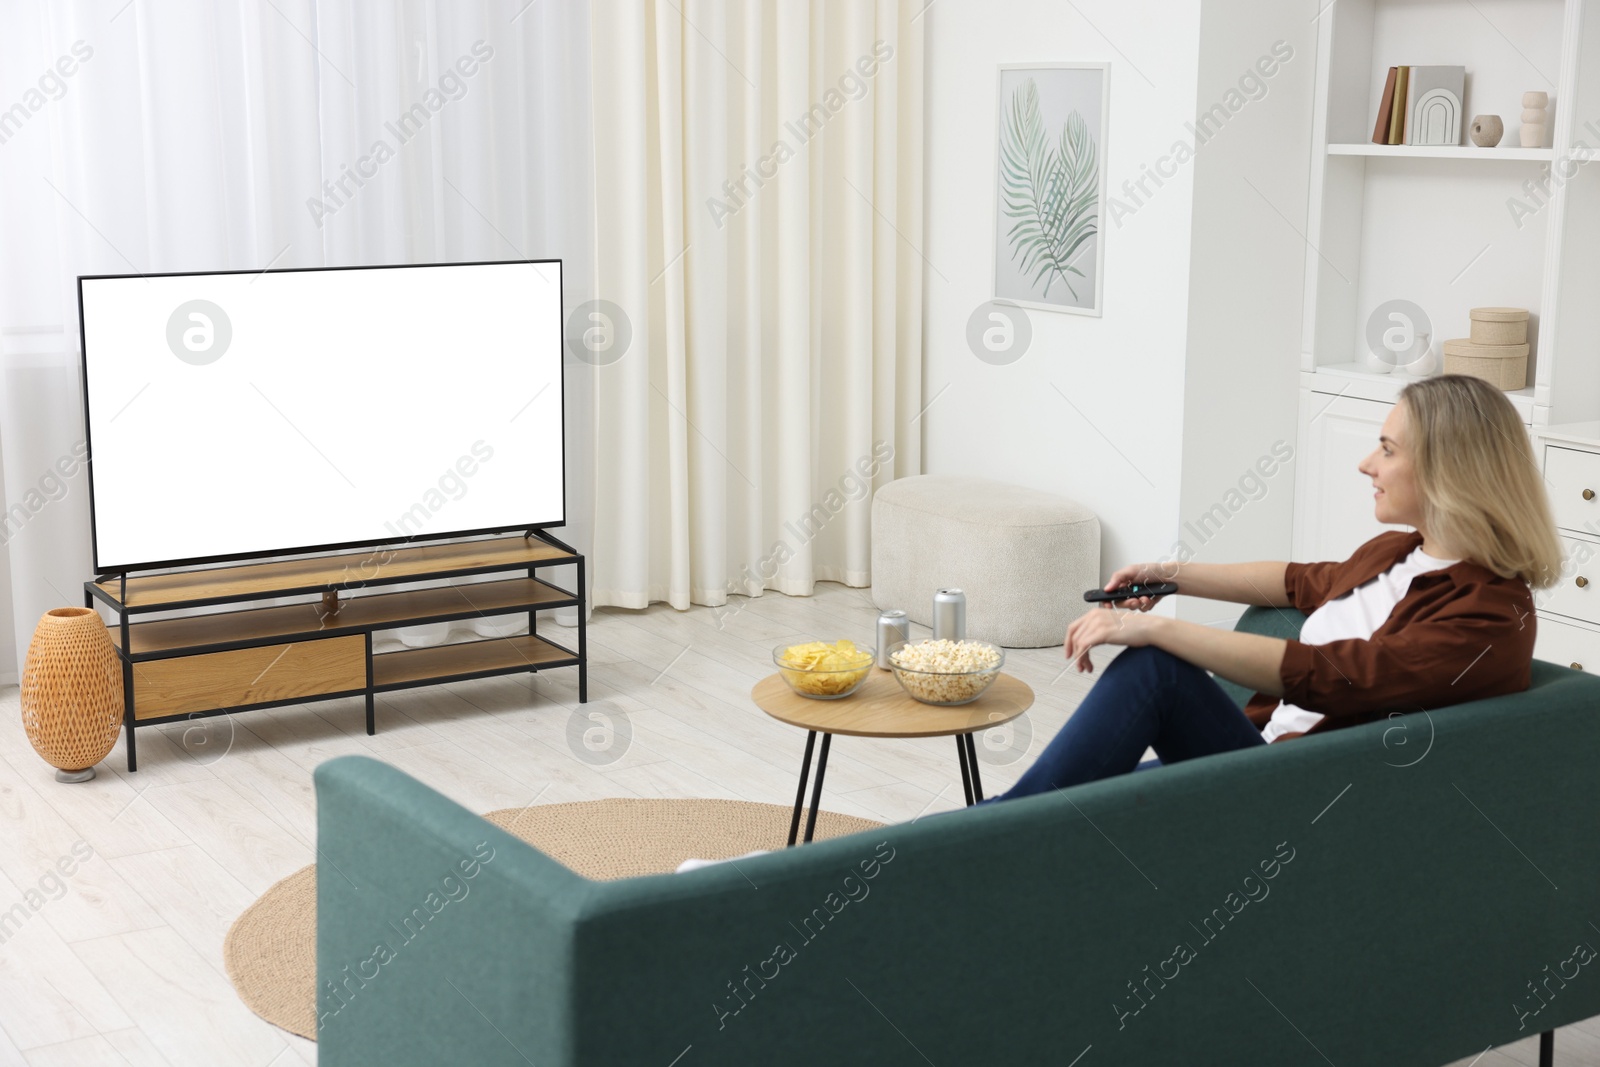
[{"x1": 752, "y1": 669, "x2": 1034, "y2": 845}]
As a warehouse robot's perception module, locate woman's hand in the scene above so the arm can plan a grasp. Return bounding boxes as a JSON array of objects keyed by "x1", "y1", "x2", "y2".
[
  {"x1": 1101, "y1": 561, "x2": 1180, "y2": 613},
  {"x1": 1064, "y1": 608, "x2": 1165, "y2": 673}
]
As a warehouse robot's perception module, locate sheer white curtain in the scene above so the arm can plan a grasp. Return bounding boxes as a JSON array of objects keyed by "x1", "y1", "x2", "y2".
[
  {"x1": 0, "y1": 0, "x2": 593, "y2": 677},
  {"x1": 587, "y1": 0, "x2": 924, "y2": 612}
]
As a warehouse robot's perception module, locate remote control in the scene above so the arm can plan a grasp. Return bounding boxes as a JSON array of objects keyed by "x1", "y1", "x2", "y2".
[{"x1": 1083, "y1": 581, "x2": 1179, "y2": 603}]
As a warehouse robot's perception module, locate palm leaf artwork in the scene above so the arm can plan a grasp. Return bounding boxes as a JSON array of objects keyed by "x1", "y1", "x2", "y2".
[{"x1": 999, "y1": 77, "x2": 1099, "y2": 301}]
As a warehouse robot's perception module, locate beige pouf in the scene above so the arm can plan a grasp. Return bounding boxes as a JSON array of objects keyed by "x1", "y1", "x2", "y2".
[{"x1": 871, "y1": 475, "x2": 1100, "y2": 648}]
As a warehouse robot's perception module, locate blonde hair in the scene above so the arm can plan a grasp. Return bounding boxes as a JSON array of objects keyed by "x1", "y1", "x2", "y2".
[{"x1": 1399, "y1": 375, "x2": 1564, "y2": 588}]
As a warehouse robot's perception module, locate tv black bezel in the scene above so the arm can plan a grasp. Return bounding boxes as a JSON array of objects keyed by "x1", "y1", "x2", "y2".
[{"x1": 77, "y1": 258, "x2": 567, "y2": 575}]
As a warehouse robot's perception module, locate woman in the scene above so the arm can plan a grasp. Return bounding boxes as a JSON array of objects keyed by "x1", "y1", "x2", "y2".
[{"x1": 994, "y1": 374, "x2": 1564, "y2": 801}]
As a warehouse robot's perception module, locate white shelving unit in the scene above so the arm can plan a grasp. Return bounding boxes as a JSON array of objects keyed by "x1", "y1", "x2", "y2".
[
  {"x1": 1326, "y1": 142, "x2": 1555, "y2": 160},
  {"x1": 1294, "y1": 0, "x2": 1600, "y2": 566}
]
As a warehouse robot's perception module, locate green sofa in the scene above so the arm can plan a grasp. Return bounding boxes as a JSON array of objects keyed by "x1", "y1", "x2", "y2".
[{"x1": 315, "y1": 607, "x2": 1600, "y2": 1066}]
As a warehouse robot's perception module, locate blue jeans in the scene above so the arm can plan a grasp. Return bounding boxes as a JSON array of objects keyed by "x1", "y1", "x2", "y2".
[{"x1": 997, "y1": 645, "x2": 1267, "y2": 801}]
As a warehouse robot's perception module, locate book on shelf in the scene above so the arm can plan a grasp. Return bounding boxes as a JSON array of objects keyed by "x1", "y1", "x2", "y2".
[
  {"x1": 1371, "y1": 66, "x2": 1398, "y2": 143},
  {"x1": 1371, "y1": 64, "x2": 1467, "y2": 146},
  {"x1": 1388, "y1": 66, "x2": 1410, "y2": 144}
]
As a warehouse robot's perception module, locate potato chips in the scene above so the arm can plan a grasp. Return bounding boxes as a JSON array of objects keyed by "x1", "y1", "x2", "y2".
[{"x1": 777, "y1": 639, "x2": 873, "y2": 697}]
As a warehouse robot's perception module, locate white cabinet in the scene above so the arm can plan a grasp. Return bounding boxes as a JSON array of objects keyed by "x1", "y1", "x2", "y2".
[
  {"x1": 1295, "y1": 0, "x2": 1600, "y2": 428},
  {"x1": 1294, "y1": 0, "x2": 1600, "y2": 559},
  {"x1": 1293, "y1": 391, "x2": 1407, "y2": 562},
  {"x1": 1535, "y1": 614, "x2": 1600, "y2": 674},
  {"x1": 1543, "y1": 446, "x2": 1600, "y2": 536},
  {"x1": 1542, "y1": 534, "x2": 1600, "y2": 624},
  {"x1": 1533, "y1": 424, "x2": 1600, "y2": 672}
]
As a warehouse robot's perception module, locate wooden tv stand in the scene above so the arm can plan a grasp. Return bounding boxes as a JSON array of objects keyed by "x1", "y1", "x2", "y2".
[{"x1": 84, "y1": 531, "x2": 586, "y2": 772}]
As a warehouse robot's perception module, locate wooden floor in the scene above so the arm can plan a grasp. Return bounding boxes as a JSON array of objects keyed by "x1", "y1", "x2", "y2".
[{"x1": 0, "y1": 581, "x2": 1591, "y2": 1065}]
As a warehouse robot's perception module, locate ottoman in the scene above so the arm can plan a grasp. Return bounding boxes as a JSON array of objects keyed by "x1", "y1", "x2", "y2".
[{"x1": 870, "y1": 475, "x2": 1100, "y2": 648}]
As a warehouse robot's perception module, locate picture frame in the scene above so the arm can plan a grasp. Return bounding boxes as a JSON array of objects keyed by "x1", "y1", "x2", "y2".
[{"x1": 991, "y1": 62, "x2": 1110, "y2": 316}]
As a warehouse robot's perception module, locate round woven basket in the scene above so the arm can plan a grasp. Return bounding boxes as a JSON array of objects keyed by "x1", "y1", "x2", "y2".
[
  {"x1": 1468, "y1": 306, "x2": 1529, "y2": 347},
  {"x1": 20, "y1": 607, "x2": 123, "y2": 777},
  {"x1": 1442, "y1": 338, "x2": 1529, "y2": 391}
]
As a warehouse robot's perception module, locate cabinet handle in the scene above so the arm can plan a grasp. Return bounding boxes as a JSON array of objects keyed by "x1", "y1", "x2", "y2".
[
  {"x1": 1579, "y1": 576, "x2": 1591, "y2": 589},
  {"x1": 1585, "y1": 489, "x2": 1596, "y2": 501},
  {"x1": 1573, "y1": 662, "x2": 1585, "y2": 671}
]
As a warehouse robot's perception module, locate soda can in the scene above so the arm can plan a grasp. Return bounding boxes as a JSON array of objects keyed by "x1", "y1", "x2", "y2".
[
  {"x1": 876, "y1": 610, "x2": 910, "y2": 669},
  {"x1": 932, "y1": 588, "x2": 966, "y2": 642}
]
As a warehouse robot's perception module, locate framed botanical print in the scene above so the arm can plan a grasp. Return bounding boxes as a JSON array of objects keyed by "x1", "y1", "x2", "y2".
[{"x1": 993, "y1": 63, "x2": 1110, "y2": 316}]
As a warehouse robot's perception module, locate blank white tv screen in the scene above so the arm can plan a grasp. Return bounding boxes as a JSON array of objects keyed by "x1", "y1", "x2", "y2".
[{"x1": 80, "y1": 260, "x2": 565, "y2": 571}]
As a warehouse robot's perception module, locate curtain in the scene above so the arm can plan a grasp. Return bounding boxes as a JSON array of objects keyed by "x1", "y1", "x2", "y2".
[
  {"x1": 587, "y1": 0, "x2": 924, "y2": 612},
  {"x1": 0, "y1": 0, "x2": 593, "y2": 677}
]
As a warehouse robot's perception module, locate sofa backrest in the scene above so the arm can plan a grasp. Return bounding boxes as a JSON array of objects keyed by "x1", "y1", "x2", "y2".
[
  {"x1": 316, "y1": 612, "x2": 1600, "y2": 1066},
  {"x1": 561, "y1": 652, "x2": 1600, "y2": 1064}
]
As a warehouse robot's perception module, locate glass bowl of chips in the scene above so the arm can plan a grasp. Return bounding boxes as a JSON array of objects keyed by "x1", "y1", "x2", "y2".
[{"x1": 773, "y1": 639, "x2": 875, "y2": 699}]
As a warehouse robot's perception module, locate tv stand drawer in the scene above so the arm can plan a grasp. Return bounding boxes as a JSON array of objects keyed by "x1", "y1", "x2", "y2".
[{"x1": 131, "y1": 635, "x2": 366, "y2": 720}]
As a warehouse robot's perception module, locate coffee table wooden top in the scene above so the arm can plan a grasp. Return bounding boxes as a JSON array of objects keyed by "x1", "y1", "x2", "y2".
[{"x1": 752, "y1": 669, "x2": 1033, "y2": 739}]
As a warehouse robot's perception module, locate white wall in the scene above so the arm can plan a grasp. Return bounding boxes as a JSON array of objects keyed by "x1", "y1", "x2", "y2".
[
  {"x1": 922, "y1": 0, "x2": 1205, "y2": 597},
  {"x1": 1174, "y1": 1, "x2": 1317, "y2": 624},
  {"x1": 923, "y1": 0, "x2": 1315, "y2": 630}
]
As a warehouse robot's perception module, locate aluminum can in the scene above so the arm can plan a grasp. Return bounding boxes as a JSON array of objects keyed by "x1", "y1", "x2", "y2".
[
  {"x1": 932, "y1": 588, "x2": 966, "y2": 642},
  {"x1": 876, "y1": 609, "x2": 910, "y2": 669}
]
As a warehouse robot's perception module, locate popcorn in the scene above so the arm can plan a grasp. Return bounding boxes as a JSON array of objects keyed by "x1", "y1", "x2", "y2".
[{"x1": 889, "y1": 639, "x2": 1002, "y2": 704}]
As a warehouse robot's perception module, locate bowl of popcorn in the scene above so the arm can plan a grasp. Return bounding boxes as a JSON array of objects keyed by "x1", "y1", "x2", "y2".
[
  {"x1": 887, "y1": 638, "x2": 1005, "y2": 706},
  {"x1": 773, "y1": 639, "x2": 875, "y2": 699}
]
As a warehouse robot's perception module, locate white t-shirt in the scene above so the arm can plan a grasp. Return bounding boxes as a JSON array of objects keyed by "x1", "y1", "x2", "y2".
[{"x1": 1261, "y1": 545, "x2": 1459, "y2": 742}]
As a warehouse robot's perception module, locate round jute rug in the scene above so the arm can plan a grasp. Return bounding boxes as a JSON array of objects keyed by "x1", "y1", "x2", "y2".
[{"x1": 222, "y1": 797, "x2": 884, "y2": 1040}]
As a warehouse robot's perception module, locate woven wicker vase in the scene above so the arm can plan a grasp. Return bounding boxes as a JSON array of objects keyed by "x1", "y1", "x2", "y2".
[{"x1": 21, "y1": 607, "x2": 123, "y2": 783}]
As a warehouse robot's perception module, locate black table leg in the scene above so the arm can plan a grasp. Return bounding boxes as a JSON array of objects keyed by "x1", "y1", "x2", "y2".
[
  {"x1": 123, "y1": 659, "x2": 137, "y2": 772},
  {"x1": 787, "y1": 731, "x2": 817, "y2": 847},
  {"x1": 965, "y1": 733, "x2": 984, "y2": 802},
  {"x1": 1540, "y1": 1030, "x2": 1554, "y2": 1067},
  {"x1": 957, "y1": 735, "x2": 974, "y2": 806},
  {"x1": 801, "y1": 733, "x2": 833, "y2": 844},
  {"x1": 364, "y1": 632, "x2": 376, "y2": 736}
]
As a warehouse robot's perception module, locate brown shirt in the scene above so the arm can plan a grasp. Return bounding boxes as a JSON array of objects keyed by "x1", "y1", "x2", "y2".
[{"x1": 1243, "y1": 530, "x2": 1537, "y2": 740}]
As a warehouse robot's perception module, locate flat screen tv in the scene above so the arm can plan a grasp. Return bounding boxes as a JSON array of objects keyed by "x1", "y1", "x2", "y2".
[{"x1": 78, "y1": 259, "x2": 565, "y2": 573}]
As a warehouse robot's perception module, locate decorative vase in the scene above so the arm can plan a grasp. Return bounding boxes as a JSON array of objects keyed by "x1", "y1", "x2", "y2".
[
  {"x1": 1469, "y1": 115, "x2": 1503, "y2": 148},
  {"x1": 1360, "y1": 345, "x2": 1394, "y2": 375},
  {"x1": 1521, "y1": 92, "x2": 1548, "y2": 148},
  {"x1": 1397, "y1": 331, "x2": 1437, "y2": 377},
  {"x1": 20, "y1": 607, "x2": 124, "y2": 783}
]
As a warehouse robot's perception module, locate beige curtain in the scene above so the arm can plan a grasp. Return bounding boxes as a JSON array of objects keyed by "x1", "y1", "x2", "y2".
[{"x1": 587, "y1": 0, "x2": 924, "y2": 611}]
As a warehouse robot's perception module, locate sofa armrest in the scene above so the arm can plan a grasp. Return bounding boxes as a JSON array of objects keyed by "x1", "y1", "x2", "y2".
[
  {"x1": 1213, "y1": 605, "x2": 1308, "y2": 708},
  {"x1": 315, "y1": 755, "x2": 591, "y2": 1067}
]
